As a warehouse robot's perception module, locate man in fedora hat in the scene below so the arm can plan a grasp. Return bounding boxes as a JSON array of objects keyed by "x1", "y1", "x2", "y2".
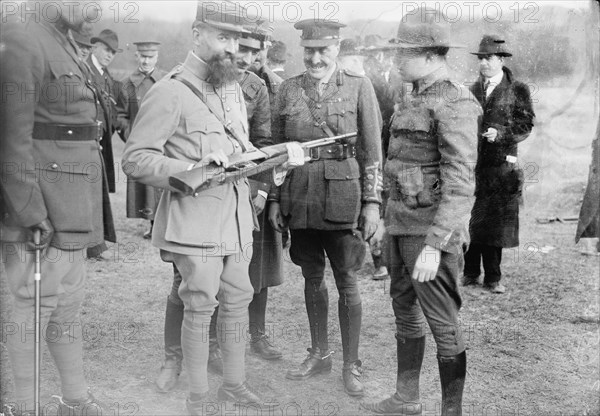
[
  {"x1": 88, "y1": 28, "x2": 122, "y2": 195},
  {"x1": 117, "y1": 41, "x2": 166, "y2": 241},
  {"x1": 361, "y1": 10, "x2": 480, "y2": 416},
  {"x1": 123, "y1": 1, "x2": 303, "y2": 413},
  {"x1": 268, "y1": 18, "x2": 383, "y2": 397},
  {"x1": 463, "y1": 35, "x2": 535, "y2": 295},
  {"x1": 73, "y1": 30, "x2": 93, "y2": 61}
]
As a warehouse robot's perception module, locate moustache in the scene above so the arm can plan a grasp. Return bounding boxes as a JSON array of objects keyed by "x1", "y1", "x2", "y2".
[{"x1": 305, "y1": 61, "x2": 327, "y2": 69}]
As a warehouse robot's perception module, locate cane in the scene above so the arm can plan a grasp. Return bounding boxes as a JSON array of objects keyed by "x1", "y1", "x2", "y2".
[{"x1": 33, "y1": 229, "x2": 42, "y2": 416}]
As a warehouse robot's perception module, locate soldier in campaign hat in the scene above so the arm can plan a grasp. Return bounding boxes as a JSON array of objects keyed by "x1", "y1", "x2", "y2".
[
  {"x1": 463, "y1": 35, "x2": 535, "y2": 294},
  {"x1": 361, "y1": 9, "x2": 480, "y2": 416},
  {"x1": 123, "y1": 1, "x2": 303, "y2": 413},
  {"x1": 269, "y1": 18, "x2": 383, "y2": 397},
  {"x1": 117, "y1": 41, "x2": 167, "y2": 241}
]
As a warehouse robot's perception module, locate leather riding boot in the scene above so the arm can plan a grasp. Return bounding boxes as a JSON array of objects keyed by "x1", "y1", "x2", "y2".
[
  {"x1": 437, "y1": 351, "x2": 466, "y2": 416},
  {"x1": 286, "y1": 348, "x2": 333, "y2": 380},
  {"x1": 304, "y1": 279, "x2": 329, "y2": 352},
  {"x1": 157, "y1": 296, "x2": 184, "y2": 392},
  {"x1": 342, "y1": 360, "x2": 364, "y2": 397},
  {"x1": 360, "y1": 336, "x2": 425, "y2": 415},
  {"x1": 207, "y1": 309, "x2": 223, "y2": 375}
]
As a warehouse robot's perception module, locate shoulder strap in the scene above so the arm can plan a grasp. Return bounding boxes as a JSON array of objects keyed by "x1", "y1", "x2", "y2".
[
  {"x1": 300, "y1": 89, "x2": 336, "y2": 138},
  {"x1": 173, "y1": 75, "x2": 248, "y2": 152}
]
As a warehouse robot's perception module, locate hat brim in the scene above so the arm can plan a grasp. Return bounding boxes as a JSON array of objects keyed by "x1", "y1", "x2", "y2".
[
  {"x1": 470, "y1": 52, "x2": 512, "y2": 57},
  {"x1": 300, "y1": 38, "x2": 340, "y2": 47},
  {"x1": 90, "y1": 38, "x2": 123, "y2": 53},
  {"x1": 390, "y1": 42, "x2": 466, "y2": 49},
  {"x1": 200, "y1": 21, "x2": 250, "y2": 35}
]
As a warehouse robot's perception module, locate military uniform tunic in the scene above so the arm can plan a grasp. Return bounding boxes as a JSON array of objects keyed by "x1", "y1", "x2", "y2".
[{"x1": 273, "y1": 67, "x2": 383, "y2": 230}]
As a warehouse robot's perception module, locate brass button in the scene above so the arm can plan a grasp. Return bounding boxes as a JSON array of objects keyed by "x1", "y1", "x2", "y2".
[
  {"x1": 99, "y1": 145, "x2": 103, "y2": 151},
  {"x1": 316, "y1": 103, "x2": 322, "y2": 109},
  {"x1": 346, "y1": 175, "x2": 350, "y2": 179},
  {"x1": 234, "y1": 143, "x2": 239, "y2": 148},
  {"x1": 67, "y1": 130, "x2": 73, "y2": 135},
  {"x1": 226, "y1": 107, "x2": 231, "y2": 112},
  {"x1": 314, "y1": 122, "x2": 320, "y2": 127},
  {"x1": 51, "y1": 163, "x2": 58, "y2": 169},
  {"x1": 68, "y1": 72, "x2": 73, "y2": 76},
  {"x1": 193, "y1": 192, "x2": 199, "y2": 197}
]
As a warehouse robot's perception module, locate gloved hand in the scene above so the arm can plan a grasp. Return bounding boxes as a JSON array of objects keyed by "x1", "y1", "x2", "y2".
[
  {"x1": 268, "y1": 202, "x2": 288, "y2": 233},
  {"x1": 411, "y1": 244, "x2": 441, "y2": 282},
  {"x1": 281, "y1": 142, "x2": 305, "y2": 169},
  {"x1": 28, "y1": 218, "x2": 54, "y2": 251},
  {"x1": 359, "y1": 202, "x2": 380, "y2": 241}
]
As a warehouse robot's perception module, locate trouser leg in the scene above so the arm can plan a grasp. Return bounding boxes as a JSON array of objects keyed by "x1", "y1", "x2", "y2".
[
  {"x1": 248, "y1": 287, "x2": 268, "y2": 340},
  {"x1": 164, "y1": 264, "x2": 184, "y2": 361},
  {"x1": 481, "y1": 246, "x2": 502, "y2": 284},
  {"x1": 2, "y1": 244, "x2": 89, "y2": 411},
  {"x1": 290, "y1": 229, "x2": 329, "y2": 352},
  {"x1": 463, "y1": 243, "x2": 482, "y2": 278}
]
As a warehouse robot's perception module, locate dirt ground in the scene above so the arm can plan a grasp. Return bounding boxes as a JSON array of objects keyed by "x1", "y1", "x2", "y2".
[{"x1": 1, "y1": 88, "x2": 599, "y2": 416}]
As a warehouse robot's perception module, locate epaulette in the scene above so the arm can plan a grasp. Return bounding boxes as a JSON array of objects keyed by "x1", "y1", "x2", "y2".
[{"x1": 168, "y1": 65, "x2": 184, "y2": 78}]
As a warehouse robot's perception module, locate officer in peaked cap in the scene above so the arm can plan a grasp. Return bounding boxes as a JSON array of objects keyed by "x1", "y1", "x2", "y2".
[
  {"x1": 124, "y1": 1, "x2": 304, "y2": 412},
  {"x1": 269, "y1": 18, "x2": 383, "y2": 397},
  {"x1": 463, "y1": 34, "x2": 534, "y2": 296},
  {"x1": 361, "y1": 9, "x2": 480, "y2": 416}
]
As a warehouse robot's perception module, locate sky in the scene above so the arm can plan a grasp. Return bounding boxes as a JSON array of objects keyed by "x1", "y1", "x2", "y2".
[{"x1": 100, "y1": 0, "x2": 591, "y2": 23}]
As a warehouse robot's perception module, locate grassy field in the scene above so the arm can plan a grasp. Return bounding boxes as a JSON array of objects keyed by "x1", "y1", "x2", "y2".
[{"x1": 1, "y1": 86, "x2": 599, "y2": 415}]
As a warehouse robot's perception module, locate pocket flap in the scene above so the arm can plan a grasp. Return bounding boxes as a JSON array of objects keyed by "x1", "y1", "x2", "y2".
[
  {"x1": 35, "y1": 141, "x2": 99, "y2": 174},
  {"x1": 391, "y1": 108, "x2": 431, "y2": 132},
  {"x1": 48, "y1": 60, "x2": 82, "y2": 80},
  {"x1": 323, "y1": 159, "x2": 360, "y2": 180},
  {"x1": 185, "y1": 118, "x2": 223, "y2": 134},
  {"x1": 327, "y1": 100, "x2": 355, "y2": 116}
]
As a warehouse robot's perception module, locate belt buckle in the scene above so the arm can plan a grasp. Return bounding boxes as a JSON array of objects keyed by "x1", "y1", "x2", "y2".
[{"x1": 309, "y1": 147, "x2": 320, "y2": 161}]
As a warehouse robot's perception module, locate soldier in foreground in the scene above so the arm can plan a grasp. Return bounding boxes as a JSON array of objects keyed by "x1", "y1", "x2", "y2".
[
  {"x1": 1, "y1": 1, "x2": 114, "y2": 415},
  {"x1": 361, "y1": 11, "x2": 480, "y2": 416},
  {"x1": 268, "y1": 19, "x2": 383, "y2": 397},
  {"x1": 122, "y1": 2, "x2": 302, "y2": 413}
]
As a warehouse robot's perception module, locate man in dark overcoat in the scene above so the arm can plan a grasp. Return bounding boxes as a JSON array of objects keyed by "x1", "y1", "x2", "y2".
[
  {"x1": 463, "y1": 35, "x2": 535, "y2": 294},
  {"x1": 268, "y1": 19, "x2": 383, "y2": 397},
  {"x1": 1, "y1": 2, "x2": 115, "y2": 414},
  {"x1": 117, "y1": 41, "x2": 167, "y2": 239},
  {"x1": 88, "y1": 28, "x2": 122, "y2": 193}
]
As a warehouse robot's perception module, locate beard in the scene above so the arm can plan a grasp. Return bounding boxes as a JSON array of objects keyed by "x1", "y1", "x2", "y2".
[{"x1": 206, "y1": 53, "x2": 238, "y2": 87}]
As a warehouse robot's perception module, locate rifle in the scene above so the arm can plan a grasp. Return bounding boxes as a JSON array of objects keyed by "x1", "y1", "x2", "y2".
[{"x1": 169, "y1": 132, "x2": 357, "y2": 196}]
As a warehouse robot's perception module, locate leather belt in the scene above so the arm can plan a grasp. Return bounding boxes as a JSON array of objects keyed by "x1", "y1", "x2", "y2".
[
  {"x1": 32, "y1": 122, "x2": 102, "y2": 141},
  {"x1": 308, "y1": 143, "x2": 356, "y2": 161}
]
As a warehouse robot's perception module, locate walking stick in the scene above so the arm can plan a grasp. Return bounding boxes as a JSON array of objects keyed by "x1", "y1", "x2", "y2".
[{"x1": 33, "y1": 229, "x2": 41, "y2": 416}]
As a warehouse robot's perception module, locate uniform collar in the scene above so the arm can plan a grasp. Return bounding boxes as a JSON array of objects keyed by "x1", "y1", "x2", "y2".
[
  {"x1": 184, "y1": 51, "x2": 210, "y2": 81},
  {"x1": 412, "y1": 65, "x2": 449, "y2": 94},
  {"x1": 130, "y1": 67, "x2": 158, "y2": 85}
]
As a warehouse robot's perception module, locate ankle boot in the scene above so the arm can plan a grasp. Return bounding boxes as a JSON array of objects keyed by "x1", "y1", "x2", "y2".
[
  {"x1": 437, "y1": 351, "x2": 466, "y2": 416},
  {"x1": 360, "y1": 336, "x2": 425, "y2": 415},
  {"x1": 286, "y1": 348, "x2": 333, "y2": 380},
  {"x1": 342, "y1": 360, "x2": 364, "y2": 397}
]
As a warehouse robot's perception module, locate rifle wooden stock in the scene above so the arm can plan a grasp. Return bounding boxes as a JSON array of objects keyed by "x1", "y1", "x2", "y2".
[{"x1": 168, "y1": 132, "x2": 357, "y2": 195}]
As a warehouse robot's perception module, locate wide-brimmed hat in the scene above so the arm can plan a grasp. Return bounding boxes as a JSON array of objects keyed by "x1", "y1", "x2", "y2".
[
  {"x1": 363, "y1": 34, "x2": 397, "y2": 52},
  {"x1": 471, "y1": 35, "x2": 512, "y2": 57},
  {"x1": 390, "y1": 9, "x2": 464, "y2": 49},
  {"x1": 339, "y1": 38, "x2": 365, "y2": 57},
  {"x1": 294, "y1": 19, "x2": 346, "y2": 48},
  {"x1": 91, "y1": 29, "x2": 122, "y2": 53}
]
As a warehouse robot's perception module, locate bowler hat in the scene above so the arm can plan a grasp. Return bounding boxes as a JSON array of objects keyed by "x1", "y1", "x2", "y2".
[
  {"x1": 390, "y1": 9, "x2": 464, "y2": 49},
  {"x1": 195, "y1": 0, "x2": 250, "y2": 34},
  {"x1": 294, "y1": 19, "x2": 346, "y2": 48},
  {"x1": 91, "y1": 29, "x2": 122, "y2": 53},
  {"x1": 471, "y1": 35, "x2": 512, "y2": 57},
  {"x1": 134, "y1": 41, "x2": 161, "y2": 52}
]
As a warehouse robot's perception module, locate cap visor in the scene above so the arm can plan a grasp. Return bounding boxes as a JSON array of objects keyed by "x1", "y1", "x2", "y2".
[{"x1": 300, "y1": 38, "x2": 339, "y2": 47}]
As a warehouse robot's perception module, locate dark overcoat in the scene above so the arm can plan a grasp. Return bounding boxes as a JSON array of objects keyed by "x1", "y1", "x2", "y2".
[
  {"x1": 576, "y1": 123, "x2": 599, "y2": 242},
  {"x1": 118, "y1": 68, "x2": 167, "y2": 220},
  {"x1": 469, "y1": 66, "x2": 535, "y2": 248},
  {"x1": 240, "y1": 70, "x2": 284, "y2": 292},
  {"x1": 87, "y1": 56, "x2": 121, "y2": 192}
]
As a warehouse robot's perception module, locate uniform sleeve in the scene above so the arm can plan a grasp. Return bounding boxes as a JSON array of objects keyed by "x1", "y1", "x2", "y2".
[
  {"x1": 425, "y1": 90, "x2": 481, "y2": 251},
  {"x1": 249, "y1": 82, "x2": 273, "y2": 149},
  {"x1": 268, "y1": 80, "x2": 292, "y2": 202},
  {"x1": 115, "y1": 80, "x2": 130, "y2": 140},
  {"x1": 0, "y1": 24, "x2": 48, "y2": 227},
  {"x1": 356, "y1": 77, "x2": 383, "y2": 204},
  {"x1": 121, "y1": 81, "x2": 191, "y2": 191}
]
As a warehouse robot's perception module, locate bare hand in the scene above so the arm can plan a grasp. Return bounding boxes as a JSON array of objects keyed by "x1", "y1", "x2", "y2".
[
  {"x1": 28, "y1": 218, "x2": 54, "y2": 251},
  {"x1": 252, "y1": 194, "x2": 267, "y2": 215},
  {"x1": 482, "y1": 127, "x2": 498, "y2": 143},
  {"x1": 200, "y1": 149, "x2": 229, "y2": 168},
  {"x1": 359, "y1": 203, "x2": 380, "y2": 241},
  {"x1": 268, "y1": 202, "x2": 287, "y2": 233},
  {"x1": 411, "y1": 244, "x2": 441, "y2": 282}
]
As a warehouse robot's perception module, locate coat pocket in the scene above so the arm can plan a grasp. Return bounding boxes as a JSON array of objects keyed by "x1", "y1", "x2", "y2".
[
  {"x1": 34, "y1": 140, "x2": 98, "y2": 233},
  {"x1": 323, "y1": 159, "x2": 361, "y2": 223}
]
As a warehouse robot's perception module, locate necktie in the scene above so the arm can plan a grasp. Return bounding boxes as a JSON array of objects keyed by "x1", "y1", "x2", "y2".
[{"x1": 484, "y1": 80, "x2": 491, "y2": 98}]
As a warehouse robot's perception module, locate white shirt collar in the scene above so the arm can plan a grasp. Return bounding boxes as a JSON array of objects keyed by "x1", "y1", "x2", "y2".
[
  {"x1": 484, "y1": 70, "x2": 504, "y2": 96},
  {"x1": 91, "y1": 54, "x2": 104, "y2": 75}
]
